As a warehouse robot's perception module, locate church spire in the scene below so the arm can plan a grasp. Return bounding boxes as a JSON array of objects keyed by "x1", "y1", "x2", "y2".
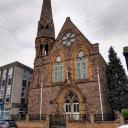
[{"x1": 37, "y1": 0, "x2": 55, "y2": 40}]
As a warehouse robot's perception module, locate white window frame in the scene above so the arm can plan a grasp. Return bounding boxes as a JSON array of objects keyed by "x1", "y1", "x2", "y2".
[
  {"x1": 6, "y1": 85, "x2": 11, "y2": 97},
  {"x1": 54, "y1": 57, "x2": 63, "y2": 82},
  {"x1": 64, "y1": 91, "x2": 80, "y2": 115},
  {"x1": 8, "y1": 67, "x2": 13, "y2": 76},
  {"x1": 76, "y1": 50, "x2": 87, "y2": 80},
  {"x1": 0, "y1": 89, "x2": 4, "y2": 97},
  {"x1": 7, "y1": 76, "x2": 12, "y2": 85}
]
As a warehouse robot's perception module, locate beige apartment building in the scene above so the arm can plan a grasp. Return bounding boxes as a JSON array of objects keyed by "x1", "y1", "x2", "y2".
[{"x1": 0, "y1": 61, "x2": 33, "y2": 119}]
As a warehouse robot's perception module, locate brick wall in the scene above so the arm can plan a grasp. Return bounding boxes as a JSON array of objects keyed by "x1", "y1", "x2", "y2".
[
  {"x1": 17, "y1": 121, "x2": 47, "y2": 128},
  {"x1": 68, "y1": 122, "x2": 121, "y2": 128},
  {"x1": 67, "y1": 114, "x2": 124, "y2": 128},
  {"x1": 16, "y1": 120, "x2": 122, "y2": 128},
  {"x1": 17, "y1": 114, "x2": 124, "y2": 128}
]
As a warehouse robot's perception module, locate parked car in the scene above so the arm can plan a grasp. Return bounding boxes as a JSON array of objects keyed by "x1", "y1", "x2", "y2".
[
  {"x1": 0, "y1": 119, "x2": 17, "y2": 128},
  {"x1": 118, "y1": 125, "x2": 128, "y2": 128}
]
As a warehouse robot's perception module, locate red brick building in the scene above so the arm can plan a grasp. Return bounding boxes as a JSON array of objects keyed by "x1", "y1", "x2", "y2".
[{"x1": 28, "y1": 0, "x2": 111, "y2": 119}]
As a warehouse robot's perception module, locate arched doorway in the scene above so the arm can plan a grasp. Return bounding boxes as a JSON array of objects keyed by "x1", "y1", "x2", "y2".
[{"x1": 64, "y1": 90, "x2": 80, "y2": 120}]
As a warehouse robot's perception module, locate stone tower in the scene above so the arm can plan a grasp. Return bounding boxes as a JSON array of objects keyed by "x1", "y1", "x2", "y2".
[
  {"x1": 36, "y1": 0, "x2": 55, "y2": 58},
  {"x1": 28, "y1": 0, "x2": 111, "y2": 118},
  {"x1": 28, "y1": 0, "x2": 55, "y2": 115}
]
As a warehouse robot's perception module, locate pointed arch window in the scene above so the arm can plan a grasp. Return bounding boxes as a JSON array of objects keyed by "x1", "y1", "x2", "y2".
[
  {"x1": 65, "y1": 90, "x2": 79, "y2": 114},
  {"x1": 76, "y1": 49, "x2": 87, "y2": 79},
  {"x1": 54, "y1": 56, "x2": 63, "y2": 82}
]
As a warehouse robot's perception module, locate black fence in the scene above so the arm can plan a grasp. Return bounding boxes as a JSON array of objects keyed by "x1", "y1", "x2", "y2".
[
  {"x1": 29, "y1": 114, "x2": 46, "y2": 121},
  {"x1": 94, "y1": 114, "x2": 119, "y2": 121},
  {"x1": 11, "y1": 114, "x2": 26, "y2": 121},
  {"x1": 11, "y1": 113, "x2": 121, "y2": 122},
  {"x1": 49, "y1": 115, "x2": 66, "y2": 128},
  {"x1": 67, "y1": 114, "x2": 90, "y2": 122}
]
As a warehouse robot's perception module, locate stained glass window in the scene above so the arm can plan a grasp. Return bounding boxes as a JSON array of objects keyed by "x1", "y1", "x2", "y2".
[
  {"x1": 76, "y1": 49, "x2": 87, "y2": 79},
  {"x1": 54, "y1": 56, "x2": 63, "y2": 82},
  {"x1": 65, "y1": 90, "x2": 79, "y2": 113}
]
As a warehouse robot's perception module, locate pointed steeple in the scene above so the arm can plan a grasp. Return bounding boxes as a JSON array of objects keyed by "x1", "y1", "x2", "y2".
[{"x1": 37, "y1": 0, "x2": 55, "y2": 40}]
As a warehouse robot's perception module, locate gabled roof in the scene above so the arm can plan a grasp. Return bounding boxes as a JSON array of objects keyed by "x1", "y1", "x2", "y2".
[
  {"x1": 55, "y1": 17, "x2": 106, "y2": 64},
  {"x1": 56, "y1": 17, "x2": 92, "y2": 46}
]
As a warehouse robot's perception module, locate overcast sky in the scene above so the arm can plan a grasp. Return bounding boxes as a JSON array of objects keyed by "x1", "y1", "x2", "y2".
[{"x1": 0, "y1": 0, "x2": 128, "y2": 74}]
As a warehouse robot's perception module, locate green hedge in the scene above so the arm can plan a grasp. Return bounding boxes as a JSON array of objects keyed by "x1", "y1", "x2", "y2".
[{"x1": 123, "y1": 111, "x2": 128, "y2": 119}]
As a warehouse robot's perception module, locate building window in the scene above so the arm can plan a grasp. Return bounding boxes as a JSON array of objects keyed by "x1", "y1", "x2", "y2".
[
  {"x1": 23, "y1": 75, "x2": 26, "y2": 80},
  {"x1": 0, "y1": 89, "x2": 4, "y2": 95},
  {"x1": 8, "y1": 77, "x2": 12, "y2": 85},
  {"x1": 21, "y1": 92, "x2": 25, "y2": 98},
  {"x1": 76, "y1": 49, "x2": 87, "y2": 80},
  {"x1": 6, "y1": 86, "x2": 11, "y2": 103},
  {"x1": 22, "y1": 87, "x2": 25, "y2": 91},
  {"x1": 2, "y1": 79, "x2": 6, "y2": 86},
  {"x1": 44, "y1": 44, "x2": 49, "y2": 55},
  {"x1": 1, "y1": 69, "x2": 7, "y2": 87},
  {"x1": 65, "y1": 90, "x2": 79, "y2": 114},
  {"x1": 6, "y1": 85, "x2": 11, "y2": 96},
  {"x1": 2, "y1": 69, "x2": 7, "y2": 77},
  {"x1": 8, "y1": 67, "x2": 13, "y2": 76},
  {"x1": 6, "y1": 97, "x2": 10, "y2": 103},
  {"x1": 22, "y1": 80, "x2": 27, "y2": 87},
  {"x1": 21, "y1": 98, "x2": 25, "y2": 103},
  {"x1": 66, "y1": 103, "x2": 71, "y2": 113},
  {"x1": 0, "y1": 89, "x2": 4, "y2": 97},
  {"x1": 54, "y1": 56, "x2": 63, "y2": 82},
  {"x1": 23, "y1": 70, "x2": 30, "y2": 80}
]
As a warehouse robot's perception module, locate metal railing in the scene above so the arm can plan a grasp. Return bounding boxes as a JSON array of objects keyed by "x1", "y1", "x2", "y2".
[
  {"x1": 29, "y1": 114, "x2": 46, "y2": 121},
  {"x1": 67, "y1": 114, "x2": 90, "y2": 122},
  {"x1": 11, "y1": 114, "x2": 26, "y2": 121},
  {"x1": 6, "y1": 113, "x2": 121, "y2": 122},
  {"x1": 94, "y1": 114, "x2": 119, "y2": 121},
  {"x1": 49, "y1": 115, "x2": 66, "y2": 126}
]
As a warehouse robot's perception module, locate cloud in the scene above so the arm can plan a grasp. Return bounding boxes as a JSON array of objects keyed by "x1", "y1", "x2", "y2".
[
  {"x1": 0, "y1": 0, "x2": 127, "y2": 74},
  {"x1": 0, "y1": 0, "x2": 39, "y2": 67}
]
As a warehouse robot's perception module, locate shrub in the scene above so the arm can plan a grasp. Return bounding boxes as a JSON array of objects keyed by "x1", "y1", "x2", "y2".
[{"x1": 123, "y1": 111, "x2": 128, "y2": 119}]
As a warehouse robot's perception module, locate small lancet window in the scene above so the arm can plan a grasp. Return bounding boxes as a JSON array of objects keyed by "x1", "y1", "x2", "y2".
[
  {"x1": 54, "y1": 56, "x2": 63, "y2": 82},
  {"x1": 44, "y1": 44, "x2": 49, "y2": 55},
  {"x1": 40, "y1": 24, "x2": 44, "y2": 29},
  {"x1": 40, "y1": 44, "x2": 43, "y2": 55},
  {"x1": 46, "y1": 24, "x2": 49, "y2": 29},
  {"x1": 76, "y1": 49, "x2": 87, "y2": 80}
]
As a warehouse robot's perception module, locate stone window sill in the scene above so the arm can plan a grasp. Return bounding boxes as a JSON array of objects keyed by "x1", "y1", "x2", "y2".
[
  {"x1": 52, "y1": 81, "x2": 65, "y2": 86},
  {"x1": 75, "y1": 79, "x2": 97, "y2": 84},
  {"x1": 75, "y1": 79, "x2": 89, "y2": 84}
]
